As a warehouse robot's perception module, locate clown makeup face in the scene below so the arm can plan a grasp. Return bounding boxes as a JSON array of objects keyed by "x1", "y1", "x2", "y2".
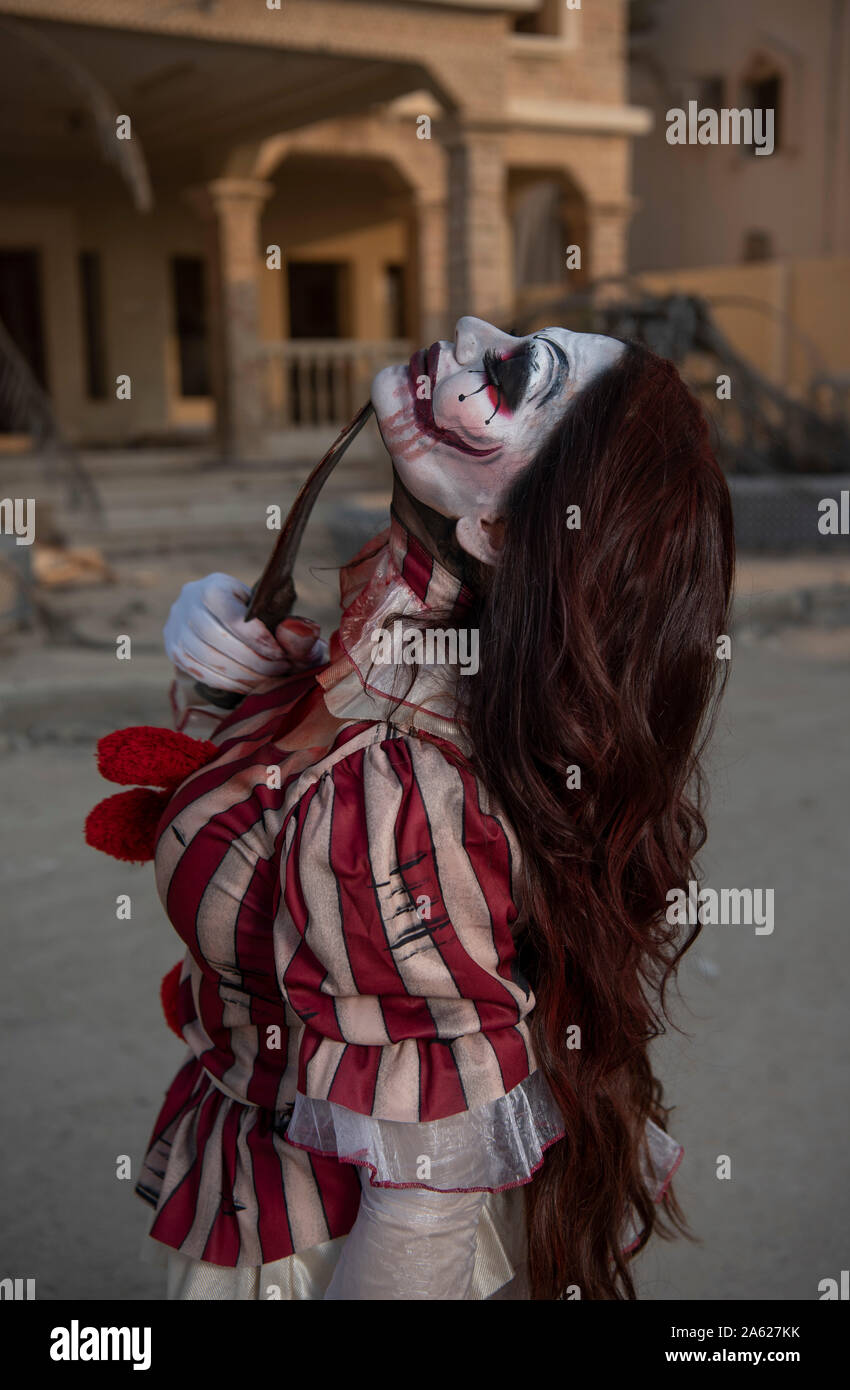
[{"x1": 371, "y1": 316, "x2": 625, "y2": 565}]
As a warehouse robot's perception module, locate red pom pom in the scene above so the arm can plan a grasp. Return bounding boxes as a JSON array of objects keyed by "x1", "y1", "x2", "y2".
[
  {"x1": 160, "y1": 961, "x2": 184, "y2": 1040},
  {"x1": 96, "y1": 726, "x2": 218, "y2": 790},
  {"x1": 85, "y1": 787, "x2": 171, "y2": 862}
]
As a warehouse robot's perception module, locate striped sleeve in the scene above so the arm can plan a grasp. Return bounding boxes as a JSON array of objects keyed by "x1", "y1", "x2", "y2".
[{"x1": 275, "y1": 732, "x2": 567, "y2": 1191}]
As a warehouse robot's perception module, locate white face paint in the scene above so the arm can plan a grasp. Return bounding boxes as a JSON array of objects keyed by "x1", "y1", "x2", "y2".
[{"x1": 371, "y1": 316, "x2": 625, "y2": 564}]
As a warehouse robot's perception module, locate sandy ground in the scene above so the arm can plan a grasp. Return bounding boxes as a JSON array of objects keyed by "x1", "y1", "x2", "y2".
[{"x1": 0, "y1": 450, "x2": 848, "y2": 1301}]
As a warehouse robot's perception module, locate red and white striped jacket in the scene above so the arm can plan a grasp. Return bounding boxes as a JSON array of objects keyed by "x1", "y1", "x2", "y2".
[{"x1": 135, "y1": 519, "x2": 575, "y2": 1268}]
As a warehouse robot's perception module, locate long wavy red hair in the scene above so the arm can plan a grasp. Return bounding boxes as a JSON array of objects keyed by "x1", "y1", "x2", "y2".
[{"x1": 458, "y1": 341, "x2": 735, "y2": 1299}]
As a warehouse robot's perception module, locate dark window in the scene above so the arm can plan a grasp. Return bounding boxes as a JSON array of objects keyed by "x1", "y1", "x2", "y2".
[
  {"x1": 513, "y1": 1, "x2": 561, "y2": 36},
  {"x1": 514, "y1": 12, "x2": 541, "y2": 34},
  {"x1": 512, "y1": 178, "x2": 570, "y2": 287},
  {"x1": 742, "y1": 229, "x2": 773, "y2": 262},
  {"x1": 287, "y1": 261, "x2": 343, "y2": 339},
  {"x1": 0, "y1": 249, "x2": 47, "y2": 432},
  {"x1": 78, "y1": 251, "x2": 107, "y2": 399},
  {"x1": 286, "y1": 262, "x2": 345, "y2": 425},
  {"x1": 385, "y1": 264, "x2": 406, "y2": 339},
  {"x1": 744, "y1": 73, "x2": 782, "y2": 154},
  {"x1": 171, "y1": 256, "x2": 211, "y2": 397}
]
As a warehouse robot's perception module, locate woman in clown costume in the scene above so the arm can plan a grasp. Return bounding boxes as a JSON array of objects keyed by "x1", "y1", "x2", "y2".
[{"x1": 89, "y1": 316, "x2": 734, "y2": 1300}]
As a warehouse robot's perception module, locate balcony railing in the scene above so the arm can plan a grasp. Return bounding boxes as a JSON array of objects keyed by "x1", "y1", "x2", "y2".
[{"x1": 260, "y1": 338, "x2": 413, "y2": 429}]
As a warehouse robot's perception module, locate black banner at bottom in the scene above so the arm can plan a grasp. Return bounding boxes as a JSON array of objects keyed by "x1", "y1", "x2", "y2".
[{"x1": 5, "y1": 1298, "x2": 842, "y2": 1376}]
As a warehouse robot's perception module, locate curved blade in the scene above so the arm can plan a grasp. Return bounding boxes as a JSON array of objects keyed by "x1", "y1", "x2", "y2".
[
  {"x1": 191, "y1": 401, "x2": 375, "y2": 709},
  {"x1": 246, "y1": 400, "x2": 375, "y2": 630}
]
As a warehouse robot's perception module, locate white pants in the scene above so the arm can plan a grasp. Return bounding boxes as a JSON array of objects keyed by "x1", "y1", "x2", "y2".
[
  {"x1": 323, "y1": 1169, "x2": 486, "y2": 1300},
  {"x1": 157, "y1": 1173, "x2": 528, "y2": 1300}
]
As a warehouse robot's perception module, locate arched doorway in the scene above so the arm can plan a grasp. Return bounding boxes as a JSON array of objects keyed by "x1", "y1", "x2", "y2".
[
  {"x1": 508, "y1": 167, "x2": 589, "y2": 317},
  {"x1": 260, "y1": 153, "x2": 417, "y2": 428}
]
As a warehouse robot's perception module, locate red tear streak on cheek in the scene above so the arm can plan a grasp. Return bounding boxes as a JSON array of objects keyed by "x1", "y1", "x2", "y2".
[
  {"x1": 488, "y1": 350, "x2": 524, "y2": 416},
  {"x1": 484, "y1": 384, "x2": 514, "y2": 419}
]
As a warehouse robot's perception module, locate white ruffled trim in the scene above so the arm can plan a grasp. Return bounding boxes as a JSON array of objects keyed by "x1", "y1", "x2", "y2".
[
  {"x1": 644, "y1": 1117, "x2": 684, "y2": 1201},
  {"x1": 619, "y1": 1118, "x2": 685, "y2": 1252},
  {"x1": 284, "y1": 1067, "x2": 567, "y2": 1192}
]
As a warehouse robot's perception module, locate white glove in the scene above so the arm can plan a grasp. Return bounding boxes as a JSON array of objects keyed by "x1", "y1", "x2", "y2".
[
  {"x1": 323, "y1": 1169, "x2": 485, "y2": 1301},
  {"x1": 163, "y1": 572, "x2": 328, "y2": 694}
]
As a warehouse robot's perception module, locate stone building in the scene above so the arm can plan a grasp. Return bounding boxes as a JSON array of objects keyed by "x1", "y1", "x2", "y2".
[
  {"x1": 627, "y1": 0, "x2": 850, "y2": 403},
  {"x1": 0, "y1": 0, "x2": 650, "y2": 455},
  {"x1": 630, "y1": 0, "x2": 850, "y2": 272}
]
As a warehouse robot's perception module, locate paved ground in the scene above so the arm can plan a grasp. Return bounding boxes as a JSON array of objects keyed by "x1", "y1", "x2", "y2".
[
  {"x1": 1, "y1": 447, "x2": 848, "y2": 1301},
  {"x1": 636, "y1": 635, "x2": 850, "y2": 1301}
]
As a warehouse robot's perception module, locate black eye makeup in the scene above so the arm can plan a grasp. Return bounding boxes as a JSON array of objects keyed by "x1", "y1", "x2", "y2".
[
  {"x1": 456, "y1": 338, "x2": 563, "y2": 425},
  {"x1": 532, "y1": 335, "x2": 570, "y2": 409},
  {"x1": 486, "y1": 343, "x2": 538, "y2": 412},
  {"x1": 456, "y1": 343, "x2": 535, "y2": 423}
]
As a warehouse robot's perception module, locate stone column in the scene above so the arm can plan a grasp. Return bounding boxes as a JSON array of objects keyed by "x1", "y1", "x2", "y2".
[
  {"x1": 409, "y1": 191, "x2": 450, "y2": 345},
  {"x1": 586, "y1": 199, "x2": 635, "y2": 288},
  {"x1": 188, "y1": 177, "x2": 274, "y2": 459},
  {"x1": 441, "y1": 122, "x2": 512, "y2": 327}
]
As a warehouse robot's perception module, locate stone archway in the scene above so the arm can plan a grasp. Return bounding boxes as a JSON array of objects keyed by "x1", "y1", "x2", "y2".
[
  {"x1": 265, "y1": 151, "x2": 419, "y2": 337},
  {"x1": 508, "y1": 166, "x2": 590, "y2": 317},
  {"x1": 258, "y1": 149, "x2": 422, "y2": 429},
  {"x1": 254, "y1": 111, "x2": 451, "y2": 343}
]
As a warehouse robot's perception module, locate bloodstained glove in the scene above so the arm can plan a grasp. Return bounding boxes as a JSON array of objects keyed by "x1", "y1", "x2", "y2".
[{"x1": 163, "y1": 572, "x2": 327, "y2": 694}]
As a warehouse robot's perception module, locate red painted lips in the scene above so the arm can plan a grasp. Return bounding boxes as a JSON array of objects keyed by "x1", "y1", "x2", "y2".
[{"x1": 407, "y1": 343, "x2": 499, "y2": 459}]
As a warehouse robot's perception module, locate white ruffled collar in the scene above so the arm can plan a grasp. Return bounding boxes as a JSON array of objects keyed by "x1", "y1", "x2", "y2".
[{"x1": 317, "y1": 517, "x2": 476, "y2": 748}]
